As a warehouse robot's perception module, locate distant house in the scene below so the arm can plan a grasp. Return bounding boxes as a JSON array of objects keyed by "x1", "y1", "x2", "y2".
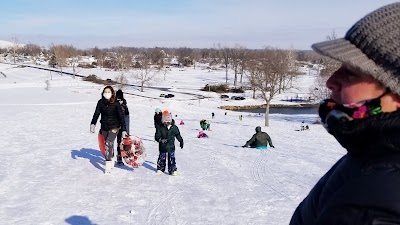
[{"x1": 170, "y1": 58, "x2": 180, "y2": 67}]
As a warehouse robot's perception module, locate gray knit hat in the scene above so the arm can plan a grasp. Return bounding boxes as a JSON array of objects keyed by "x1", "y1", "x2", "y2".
[{"x1": 312, "y1": 2, "x2": 400, "y2": 95}]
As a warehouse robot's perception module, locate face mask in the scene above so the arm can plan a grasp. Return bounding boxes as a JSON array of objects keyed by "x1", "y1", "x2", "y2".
[
  {"x1": 164, "y1": 122, "x2": 171, "y2": 126},
  {"x1": 319, "y1": 93, "x2": 386, "y2": 129},
  {"x1": 103, "y1": 93, "x2": 112, "y2": 100}
]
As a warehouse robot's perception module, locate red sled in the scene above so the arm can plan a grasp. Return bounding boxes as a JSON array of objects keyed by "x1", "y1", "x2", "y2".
[
  {"x1": 120, "y1": 136, "x2": 147, "y2": 168},
  {"x1": 98, "y1": 131, "x2": 106, "y2": 157}
]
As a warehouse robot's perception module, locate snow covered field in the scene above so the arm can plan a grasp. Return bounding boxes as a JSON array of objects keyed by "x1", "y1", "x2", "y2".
[{"x1": 0, "y1": 63, "x2": 344, "y2": 225}]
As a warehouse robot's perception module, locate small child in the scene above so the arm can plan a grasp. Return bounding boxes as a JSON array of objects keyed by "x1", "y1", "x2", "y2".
[
  {"x1": 197, "y1": 130, "x2": 208, "y2": 138},
  {"x1": 155, "y1": 111, "x2": 184, "y2": 175}
]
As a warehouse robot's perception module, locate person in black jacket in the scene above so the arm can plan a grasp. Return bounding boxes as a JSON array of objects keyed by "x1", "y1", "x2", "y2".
[
  {"x1": 90, "y1": 86, "x2": 127, "y2": 172},
  {"x1": 155, "y1": 111, "x2": 183, "y2": 176},
  {"x1": 290, "y1": 3, "x2": 400, "y2": 224},
  {"x1": 115, "y1": 89, "x2": 130, "y2": 165}
]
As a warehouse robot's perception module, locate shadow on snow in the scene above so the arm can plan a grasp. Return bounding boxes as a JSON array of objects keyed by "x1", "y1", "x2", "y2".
[
  {"x1": 70, "y1": 148, "x2": 133, "y2": 172},
  {"x1": 65, "y1": 215, "x2": 98, "y2": 225}
]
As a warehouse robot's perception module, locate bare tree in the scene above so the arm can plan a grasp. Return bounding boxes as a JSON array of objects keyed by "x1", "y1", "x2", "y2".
[
  {"x1": 176, "y1": 47, "x2": 194, "y2": 67},
  {"x1": 18, "y1": 43, "x2": 42, "y2": 65},
  {"x1": 50, "y1": 44, "x2": 70, "y2": 75},
  {"x1": 278, "y1": 48, "x2": 298, "y2": 93},
  {"x1": 115, "y1": 74, "x2": 129, "y2": 89},
  {"x1": 131, "y1": 56, "x2": 156, "y2": 92},
  {"x1": 318, "y1": 31, "x2": 341, "y2": 77},
  {"x1": 218, "y1": 44, "x2": 230, "y2": 84},
  {"x1": 309, "y1": 76, "x2": 331, "y2": 102},
  {"x1": 10, "y1": 36, "x2": 21, "y2": 64},
  {"x1": 91, "y1": 47, "x2": 106, "y2": 69},
  {"x1": 115, "y1": 47, "x2": 133, "y2": 71},
  {"x1": 148, "y1": 47, "x2": 166, "y2": 68},
  {"x1": 248, "y1": 47, "x2": 293, "y2": 126}
]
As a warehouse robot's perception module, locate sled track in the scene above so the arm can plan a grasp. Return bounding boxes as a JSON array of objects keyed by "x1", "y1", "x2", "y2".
[
  {"x1": 267, "y1": 150, "x2": 311, "y2": 190},
  {"x1": 251, "y1": 150, "x2": 292, "y2": 201},
  {"x1": 146, "y1": 189, "x2": 180, "y2": 225}
]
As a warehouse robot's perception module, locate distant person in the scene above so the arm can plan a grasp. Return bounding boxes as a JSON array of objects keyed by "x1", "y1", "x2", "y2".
[
  {"x1": 242, "y1": 126, "x2": 274, "y2": 149},
  {"x1": 239, "y1": 115, "x2": 243, "y2": 121},
  {"x1": 179, "y1": 120, "x2": 185, "y2": 125},
  {"x1": 225, "y1": 112, "x2": 227, "y2": 116},
  {"x1": 90, "y1": 86, "x2": 127, "y2": 173},
  {"x1": 200, "y1": 119, "x2": 207, "y2": 130},
  {"x1": 290, "y1": 3, "x2": 400, "y2": 224},
  {"x1": 116, "y1": 89, "x2": 130, "y2": 165},
  {"x1": 197, "y1": 130, "x2": 208, "y2": 138},
  {"x1": 212, "y1": 112, "x2": 215, "y2": 119}
]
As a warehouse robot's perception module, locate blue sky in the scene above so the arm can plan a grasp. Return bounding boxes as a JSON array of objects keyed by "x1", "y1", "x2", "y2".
[{"x1": 1, "y1": 0, "x2": 398, "y2": 49}]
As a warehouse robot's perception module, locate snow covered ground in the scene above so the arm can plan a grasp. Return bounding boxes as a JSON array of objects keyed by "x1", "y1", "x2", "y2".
[{"x1": 0, "y1": 63, "x2": 344, "y2": 225}]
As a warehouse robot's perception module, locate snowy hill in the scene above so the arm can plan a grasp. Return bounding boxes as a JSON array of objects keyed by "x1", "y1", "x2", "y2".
[
  {"x1": 0, "y1": 63, "x2": 344, "y2": 224},
  {"x1": 0, "y1": 40, "x2": 25, "y2": 49}
]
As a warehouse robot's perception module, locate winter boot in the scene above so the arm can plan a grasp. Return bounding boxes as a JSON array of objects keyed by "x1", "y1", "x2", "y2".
[
  {"x1": 170, "y1": 171, "x2": 178, "y2": 176},
  {"x1": 116, "y1": 155, "x2": 124, "y2": 166},
  {"x1": 105, "y1": 160, "x2": 113, "y2": 174},
  {"x1": 156, "y1": 170, "x2": 163, "y2": 174}
]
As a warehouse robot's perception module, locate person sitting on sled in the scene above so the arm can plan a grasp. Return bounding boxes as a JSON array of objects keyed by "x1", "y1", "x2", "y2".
[
  {"x1": 155, "y1": 111, "x2": 184, "y2": 175},
  {"x1": 200, "y1": 119, "x2": 207, "y2": 130},
  {"x1": 242, "y1": 126, "x2": 274, "y2": 149},
  {"x1": 197, "y1": 130, "x2": 208, "y2": 138}
]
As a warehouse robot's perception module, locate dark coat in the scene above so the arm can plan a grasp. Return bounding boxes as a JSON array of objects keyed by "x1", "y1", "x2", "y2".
[
  {"x1": 117, "y1": 98, "x2": 129, "y2": 116},
  {"x1": 290, "y1": 111, "x2": 400, "y2": 225},
  {"x1": 91, "y1": 98, "x2": 126, "y2": 132},
  {"x1": 245, "y1": 131, "x2": 273, "y2": 147},
  {"x1": 154, "y1": 112, "x2": 162, "y2": 128},
  {"x1": 155, "y1": 120, "x2": 183, "y2": 152}
]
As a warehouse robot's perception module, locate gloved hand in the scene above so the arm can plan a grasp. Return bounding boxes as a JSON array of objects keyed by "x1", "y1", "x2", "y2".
[
  {"x1": 270, "y1": 145, "x2": 275, "y2": 148},
  {"x1": 180, "y1": 142, "x2": 184, "y2": 149},
  {"x1": 160, "y1": 139, "x2": 168, "y2": 144},
  {"x1": 122, "y1": 131, "x2": 128, "y2": 138},
  {"x1": 90, "y1": 124, "x2": 95, "y2": 133}
]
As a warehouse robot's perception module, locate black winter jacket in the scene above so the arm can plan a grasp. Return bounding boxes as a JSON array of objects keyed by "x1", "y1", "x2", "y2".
[
  {"x1": 154, "y1": 112, "x2": 162, "y2": 128},
  {"x1": 91, "y1": 98, "x2": 126, "y2": 132},
  {"x1": 290, "y1": 111, "x2": 400, "y2": 225},
  {"x1": 117, "y1": 98, "x2": 129, "y2": 116},
  {"x1": 155, "y1": 120, "x2": 183, "y2": 152}
]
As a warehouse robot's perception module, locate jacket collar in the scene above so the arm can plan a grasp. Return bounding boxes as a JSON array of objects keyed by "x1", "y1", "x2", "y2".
[{"x1": 326, "y1": 110, "x2": 400, "y2": 155}]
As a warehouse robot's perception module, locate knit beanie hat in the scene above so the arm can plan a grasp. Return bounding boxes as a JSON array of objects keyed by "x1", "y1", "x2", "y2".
[{"x1": 312, "y1": 2, "x2": 400, "y2": 95}]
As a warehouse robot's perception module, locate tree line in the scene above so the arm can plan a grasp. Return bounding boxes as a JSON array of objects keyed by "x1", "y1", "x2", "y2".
[{"x1": 0, "y1": 38, "x2": 339, "y2": 126}]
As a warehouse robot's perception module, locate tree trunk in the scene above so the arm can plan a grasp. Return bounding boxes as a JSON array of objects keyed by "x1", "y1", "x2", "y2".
[
  {"x1": 264, "y1": 101, "x2": 270, "y2": 127},
  {"x1": 225, "y1": 66, "x2": 228, "y2": 84},
  {"x1": 253, "y1": 88, "x2": 256, "y2": 99},
  {"x1": 141, "y1": 81, "x2": 144, "y2": 92},
  {"x1": 234, "y1": 69, "x2": 237, "y2": 87},
  {"x1": 240, "y1": 68, "x2": 244, "y2": 84}
]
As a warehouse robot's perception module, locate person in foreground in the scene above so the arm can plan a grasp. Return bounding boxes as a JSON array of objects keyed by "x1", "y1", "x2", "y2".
[
  {"x1": 242, "y1": 126, "x2": 274, "y2": 149},
  {"x1": 90, "y1": 86, "x2": 127, "y2": 172},
  {"x1": 290, "y1": 3, "x2": 400, "y2": 225}
]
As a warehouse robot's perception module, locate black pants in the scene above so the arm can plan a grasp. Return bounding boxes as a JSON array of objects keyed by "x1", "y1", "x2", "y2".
[
  {"x1": 101, "y1": 129, "x2": 119, "y2": 161},
  {"x1": 157, "y1": 151, "x2": 177, "y2": 174}
]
